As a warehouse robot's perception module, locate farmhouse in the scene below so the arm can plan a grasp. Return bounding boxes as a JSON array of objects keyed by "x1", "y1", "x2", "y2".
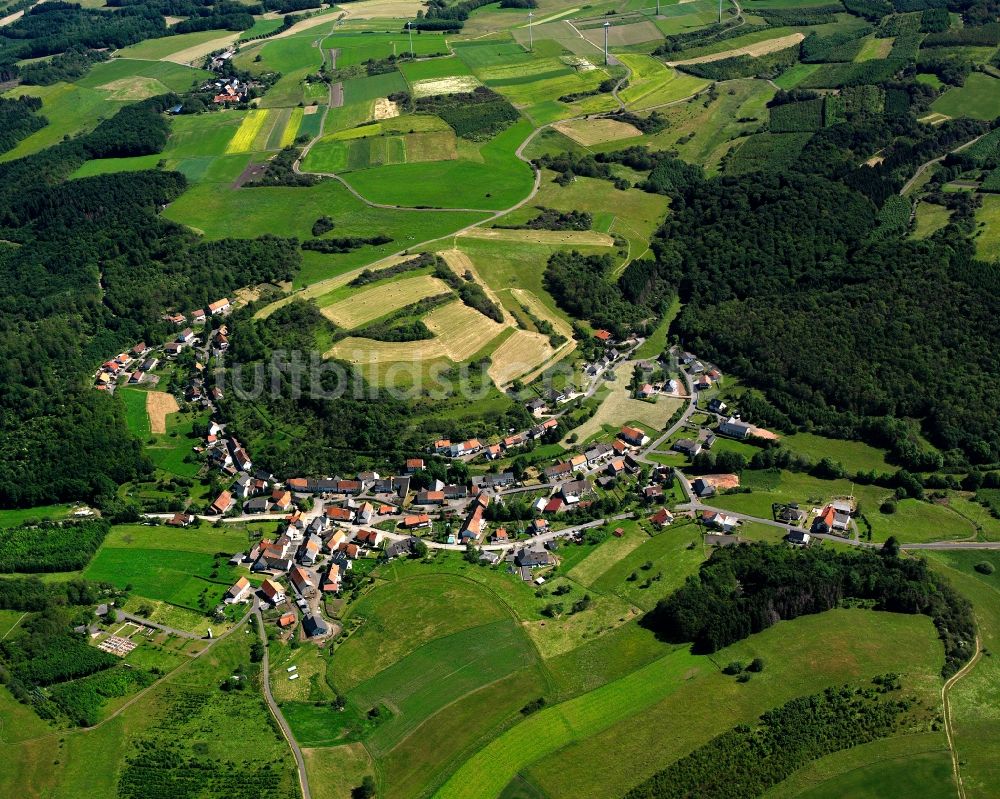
[
  {"x1": 260, "y1": 578, "x2": 286, "y2": 606},
  {"x1": 461, "y1": 495, "x2": 490, "y2": 541},
  {"x1": 208, "y1": 298, "x2": 231, "y2": 316},
  {"x1": 416, "y1": 490, "x2": 445, "y2": 505},
  {"x1": 225, "y1": 576, "x2": 251, "y2": 604}
]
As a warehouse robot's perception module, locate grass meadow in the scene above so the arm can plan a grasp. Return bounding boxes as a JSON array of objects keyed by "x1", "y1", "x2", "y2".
[{"x1": 931, "y1": 73, "x2": 1000, "y2": 120}]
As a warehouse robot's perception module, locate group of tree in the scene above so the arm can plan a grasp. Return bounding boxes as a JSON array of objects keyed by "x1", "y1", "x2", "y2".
[{"x1": 646, "y1": 541, "x2": 975, "y2": 677}]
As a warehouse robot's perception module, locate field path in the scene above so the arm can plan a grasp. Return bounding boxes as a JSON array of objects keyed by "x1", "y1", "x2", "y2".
[
  {"x1": 943, "y1": 631, "x2": 981, "y2": 799},
  {"x1": 256, "y1": 608, "x2": 313, "y2": 799},
  {"x1": 0, "y1": 0, "x2": 45, "y2": 27}
]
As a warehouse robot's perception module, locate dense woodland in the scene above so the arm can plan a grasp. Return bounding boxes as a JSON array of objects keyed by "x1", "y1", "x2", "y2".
[
  {"x1": 646, "y1": 542, "x2": 974, "y2": 677},
  {"x1": 0, "y1": 96, "x2": 299, "y2": 508}
]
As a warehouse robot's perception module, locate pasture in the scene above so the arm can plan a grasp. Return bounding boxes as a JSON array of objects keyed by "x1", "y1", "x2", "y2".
[
  {"x1": 522, "y1": 611, "x2": 944, "y2": 799},
  {"x1": 330, "y1": 574, "x2": 512, "y2": 692},
  {"x1": 617, "y1": 54, "x2": 710, "y2": 110},
  {"x1": 931, "y1": 72, "x2": 1000, "y2": 120},
  {"x1": 551, "y1": 117, "x2": 643, "y2": 146},
  {"x1": 975, "y1": 195, "x2": 1000, "y2": 259},
  {"x1": 781, "y1": 431, "x2": 893, "y2": 474},
  {"x1": 79, "y1": 58, "x2": 212, "y2": 94},
  {"x1": 116, "y1": 29, "x2": 237, "y2": 62}
]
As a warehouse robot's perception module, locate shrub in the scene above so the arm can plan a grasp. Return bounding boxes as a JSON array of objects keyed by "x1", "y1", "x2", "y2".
[
  {"x1": 880, "y1": 499, "x2": 898, "y2": 514},
  {"x1": 974, "y1": 561, "x2": 995, "y2": 575},
  {"x1": 722, "y1": 661, "x2": 744, "y2": 675}
]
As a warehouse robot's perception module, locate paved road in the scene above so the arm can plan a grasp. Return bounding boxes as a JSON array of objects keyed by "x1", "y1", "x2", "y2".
[
  {"x1": 255, "y1": 608, "x2": 312, "y2": 799},
  {"x1": 900, "y1": 133, "x2": 985, "y2": 196},
  {"x1": 637, "y1": 369, "x2": 698, "y2": 464}
]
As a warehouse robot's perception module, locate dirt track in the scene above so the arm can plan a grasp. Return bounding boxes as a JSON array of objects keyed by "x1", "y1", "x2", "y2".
[{"x1": 667, "y1": 32, "x2": 804, "y2": 66}]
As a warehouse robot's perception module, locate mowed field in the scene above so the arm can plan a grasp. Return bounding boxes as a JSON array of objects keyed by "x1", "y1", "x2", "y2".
[{"x1": 617, "y1": 54, "x2": 710, "y2": 110}]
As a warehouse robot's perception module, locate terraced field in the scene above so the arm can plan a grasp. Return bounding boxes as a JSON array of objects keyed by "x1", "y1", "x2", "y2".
[{"x1": 320, "y1": 274, "x2": 452, "y2": 327}]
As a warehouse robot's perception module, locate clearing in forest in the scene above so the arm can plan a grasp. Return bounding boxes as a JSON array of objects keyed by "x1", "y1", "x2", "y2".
[{"x1": 147, "y1": 391, "x2": 179, "y2": 435}]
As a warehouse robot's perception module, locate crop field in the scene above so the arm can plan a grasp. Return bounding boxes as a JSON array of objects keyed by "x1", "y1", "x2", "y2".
[
  {"x1": 341, "y1": 120, "x2": 535, "y2": 210},
  {"x1": 225, "y1": 109, "x2": 272, "y2": 153},
  {"x1": 320, "y1": 274, "x2": 451, "y2": 327},
  {"x1": 411, "y1": 75, "x2": 484, "y2": 98},
  {"x1": 329, "y1": 300, "x2": 511, "y2": 367},
  {"x1": 668, "y1": 32, "x2": 806, "y2": 65},
  {"x1": 115, "y1": 29, "x2": 234, "y2": 61},
  {"x1": 522, "y1": 611, "x2": 943, "y2": 799},
  {"x1": 931, "y1": 73, "x2": 1000, "y2": 119},
  {"x1": 488, "y1": 328, "x2": 562, "y2": 386},
  {"x1": 305, "y1": 130, "x2": 458, "y2": 172}
]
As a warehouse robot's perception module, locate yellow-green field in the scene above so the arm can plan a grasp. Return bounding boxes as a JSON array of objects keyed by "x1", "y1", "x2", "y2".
[{"x1": 320, "y1": 274, "x2": 451, "y2": 327}]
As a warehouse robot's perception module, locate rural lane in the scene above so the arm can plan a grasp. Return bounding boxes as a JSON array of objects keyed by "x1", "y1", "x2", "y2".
[
  {"x1": 899, "y1": 132, "x2": 986, "y2": 196},
  {"x1": 255, "y1": 608, "x2": 312, "y2": 799}
]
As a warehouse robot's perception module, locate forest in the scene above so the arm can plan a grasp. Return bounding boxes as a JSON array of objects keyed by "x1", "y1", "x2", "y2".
[
  {"x1": 0, "y1": 94, "x2": 46, "y2": 155},
  {"x1": 646, "y1": 542, "x2": 974, "y2": 677}
]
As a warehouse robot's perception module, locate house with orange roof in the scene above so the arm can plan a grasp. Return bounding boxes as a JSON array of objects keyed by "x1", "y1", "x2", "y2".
[
  {"x1": 322, "y1": 563, "x2": 341, "y2": 593},
  {"x1": 326, "y1": 506, "x2": 352, "y2": 523},
  {"x1": 402, "y1": 514, "x2": 431, "y2": 529},
  {"x1": 405, "y1": 458, "x2": 425, "y2": 473},
  {"x1": 289, "y1": 566, "x2": 314, "y2": 597},
  {"x1": 260, "y1": 578, "x2": 286, "y2": 605},
  {"x1": 650, "y1": 508, "x2": 674, "y2": 528},
  {"x1": 225, "y1": 576, "x2": 251, "y2": 603},
  {"x1": 210, "y1": 490, "x2": 234, "y2": 515},
  {"x1": 594, "y1": 329, "x2": 612, "y2": 343},
  {"x1": 277, "y1": 612, "x2": 296, "y2": 628},
  {"x1": 208, "y1": 298, "x2": 231, "y2": 315},
  {"x1": 618, "y1": 426, "x2": 649, "y2": 447}
]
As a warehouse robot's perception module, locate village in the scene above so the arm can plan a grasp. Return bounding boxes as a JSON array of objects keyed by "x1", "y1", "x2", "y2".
[{"x1": 88, "y1": 311, "x2": 866, "y2": 647}]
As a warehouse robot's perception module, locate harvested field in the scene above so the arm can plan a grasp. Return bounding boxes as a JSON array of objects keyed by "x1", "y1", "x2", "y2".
[
  {"x1": 373, "y1": 97, "x2": 400, "y2": 120},
  {"x1": 439, "y1": 249, "x2": 509, "y2": 314},
  {"x1": 320, "y1": 274, "x2": 451, "y2": 327},
  {"x1": 163, "y1": 32, "x2": 240, "y2": 65},
  {"x1": 328, "y1": 300, "x2": 509, "y2": 364},
  {"x1": 147, "y1": 391, "x2": 179, "y2": 435},
  {"x1": 464, "y1": 228, "x2": 616, "y2": 247},
  {"x1": 232, "y1": 162, "x2": 267, "y2": 188},
  {"x1": 667, "y1": 33, "x2": 805, "y2": 66},
  {"x1": 303, "y1": 104, "x2": 320, "y2": 114},
  {"x1": 552, "y1": 117, "x2": 642, "y2": 146},
  {"x1": 411, "y1": 76, "x2": 482, "y2": 98},
  {"x1": 509, "y1": 288, "x2": 573, "y2": 339},
  {"x1": 340, "y1": 0, "x2": 424, "y2": 18},
  {"x1": 488, "y1": 330, "x2": 555, "y2": 386},
  {"x1": 330, "y1": 81, "x2": 344, "y2": 107},
  {"x1": 423, "y1": 300, "x2": 510, "y2": 360}
]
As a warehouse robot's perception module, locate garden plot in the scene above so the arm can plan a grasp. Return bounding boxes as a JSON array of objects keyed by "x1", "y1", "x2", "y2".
[
  {"x1": 411, "y1": 75, "x2": 483, "y2": 98},
  {"x1": 320, "y1": 274, "x2": 451, "y2": 327},
  {"x1": 552, "y1": 117, "x2": 643, "y2": 146}
]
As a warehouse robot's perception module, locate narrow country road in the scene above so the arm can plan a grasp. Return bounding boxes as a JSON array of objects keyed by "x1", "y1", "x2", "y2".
[
  {"x1": 256, "y1": 608, "x2": 312, "y2": 799},
  {"x1": 637, "y1": 369, "x2": 698, "y2": 464},
  {"x1": 943, "y1": 632, "x2": 981, "y2": 799},
  {"x1": 900, "y1": 133, "x2": 986, "y2": 196}
]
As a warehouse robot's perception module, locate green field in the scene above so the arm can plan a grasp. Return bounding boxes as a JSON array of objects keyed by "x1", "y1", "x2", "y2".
[
  {"x1": 116, "y1": 29, "x2": 233, "y2": 61},
  {"x1": 118, "y1": 387, "x2": 151, "y2": 438},
  {"x1": 77, "y1": 58, "x2": 212, "y2": 93},
  {"x1": 931, "y1": 72, "x2": 1000, "y2": 120},
  {"x1": 975, "y1": 194, "x2": 1000, "y2": 260},
  {"x1": 437, "y1": 609, "x2": 943, "y2": 799},
  {"x1": 781, "y1": 432, "x2": 894, "y2": 473},
  {"x1": 84, "y1": 546, "x2": 238, "y2": 610},
  {"x1": 617, "y1": 54, "x2": 710, "y2": 110},
  {"x1": 340, "y1": 120, "x2": 535, "y2": 210}
]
